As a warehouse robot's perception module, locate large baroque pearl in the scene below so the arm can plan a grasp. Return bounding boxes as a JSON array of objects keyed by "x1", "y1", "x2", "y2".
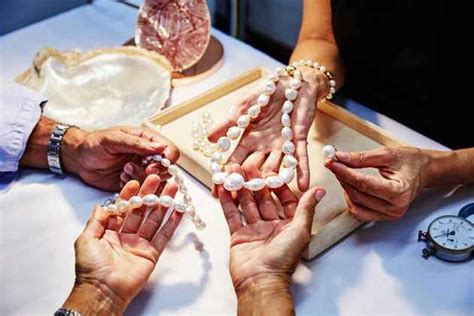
[
  {"x1": 217, "y1": 137, "x2": 231, "y2": 151},
  {"x1": 116, "y1": 200, "x2": 129, "y2": 212},
  {"x1": 237, "y1": 115, "x2": 251, "y2": 128},
  {"x1": 160, "y1": 195, "x2": 174, "y2": 208},
  {"x1": 226, "y1": 126, "x2": 241, "y2": 140},
  {"x1": 143, "y1": 194, "x2": 159, "y2": 206},
  {"x1": 212, "y1": 172, "x2": 228, "y2": 185},
  {"x1": 279, "y1": 168, "x2": 295, "y2": 184},
  {"x1": 257, "y1": 93, "x2": 270, "y2": 106},
  {"x1": 281, "y1": 113, "x2": 291, "y2": 127},
  {"x1": 282, "y1": 141, "x2": 296, "y2": 155},
  {"x1": 281, "y1": 127, "x2": 293, "y2": 140},
  {"x1": 266, "y1": 175, "x2": 284, "y2": 189},
  {"x1": 322, "y1": 144, "x2": 337, "y2": 160},
  {"x1": 285, "y1": 88, "x2": 298, "y2": 101},
  {"x1": 210, "y1": 162, "x2": 222, "y2": 174},
  {"x1": 248, "y1": 104, "x2": 261, "y2": 119},
  {"x1": 282, "y1": 100, "x2": 293, "y2": 113},
  {"x1": 264, "y1": 81, "x2": 276, "y2": 95},
  {"x1": 129, "y1": 196, "x2": 143, "y2": 209},
  {"x1": 223, "y1": 172, "x2": 244, "y2": 191},
  {"x1": 243, "y1": 178, "x2": 266, "y2": 191},
  {"x1": 283, "y1": 155, "x2": 298, "y2": 168},
  {"x1": 289, "y1": 78, "x2": 302, "y2": 90}
]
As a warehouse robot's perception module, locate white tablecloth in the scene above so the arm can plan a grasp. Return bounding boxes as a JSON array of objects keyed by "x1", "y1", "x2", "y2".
[{"x1": 1, "y1": 2, "x2": 473, "y2": 315}]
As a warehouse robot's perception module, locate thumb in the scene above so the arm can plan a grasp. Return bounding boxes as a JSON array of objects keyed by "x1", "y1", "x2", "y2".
[
  {"x1": 81, "y1": 205, "x2": 110, "y2": 239},
  {"x1": 293, "y1": 187, "x2": 326, "y2": 231},
  {"x1": 334, "y1": 147, "x2": 392, "y2": 169}
]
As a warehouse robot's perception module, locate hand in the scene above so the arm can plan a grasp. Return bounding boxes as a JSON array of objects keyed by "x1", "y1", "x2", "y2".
[
  {"x1": 209, "y1": 67, "x2": 328, "y2": 191},
  {"x1": 63, "y1": 175, "x2": 183, "y2": 314},
  {"x1": 218, "y1": 163, "x2": 326, "y2": 315},
  {"x1": 63, "y1": 125, "x2": 179, "y2": 191},
  {"x1": 325, "y1": 146, "x2": 431, "y2": 221}
]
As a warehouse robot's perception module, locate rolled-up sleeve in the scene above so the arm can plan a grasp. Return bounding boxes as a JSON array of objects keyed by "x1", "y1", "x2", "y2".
[{"x1": 0, "y1": 83, "x2": 46, "y2": 187}]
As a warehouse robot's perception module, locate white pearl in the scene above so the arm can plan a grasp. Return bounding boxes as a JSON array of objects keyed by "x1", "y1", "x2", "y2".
[
  {"x1": 196, "y1": 221, "x2": 207, "y2": 230},
  {"x1": 248, "y1": 104, "x2": 261, "y2": 119},
  {"x1": 116, "y1": 200, "x2": 129, "y2": 212},
  {"x1": 290, "y1": 78, "x2": 302, "y2": 90},
  {"x1": 281, "y1": 127, "x2": 293, "y2": 140},
  {"x1": 129, "y1": 196, "x2": 143, "y2": 209},
  {"x1": 160, "y1": 195, "x2": 174, "y2": 208},
  {"x1": 223, "y1": 172, "x2": 244, "y2": 191},
  {"x1": 210, "y1": 162, "x2": 222, "y2": 174},
  {"x1": 313, "y1": 62, "x2": 320, "y2": 68},
  {"x1": 282, "y1": 141, "x2": 295, "y2": 155},
  {"x1": 193, "y1": 140, "x2": 201, "y2": 150},
  {"x1": 282, "y1": 100, "x2": 293, "y2": 113},
  {"x1": 211, "y1": 152, "x2": 224, "y2": 164},
  {"x1": 174, "y1": 201, "x2": 186, "y2": 213},
  {"x1": 143, "y1": 194, "x2": 159, "y2": 206},
  {"x1": 304, "y1": 60, "x2": 313, "y2": 66},
  {"x1": 265, "y1": 175, "x2": 284, "y2": 189},
  {"x1": 285, "y1": 88, "x2": 298, "y2": 101},
  {"x1": 152, "y1": 154, "x2": 162, "y2": 162},
  {"x1": 326, "y1": 94, "x2": 333, "y2": 100},
  {"x1": 212, "y1": 172, "x2": 228, "y2": 185},
  {"x1": 274, "y1": 67, "x2": 285, "y2": 76},
  {"x1": 168, "y1": 165, "x2": 178, "y2": 176},
  {"x1": 243, "y1": 178, "x2": 266, "y2": 191},
  {"x1": 257, "y1": 94, "x2": 270, "y2": 106},
  {"x1": 106, "y1": 204, "x2": 118, "y2": 212},
  {"x1": 329, "y1": 80, "x2": 336, "y2": 87},
  {"x1": 161, "y1": 158, "x2": 170, "y2": 168},
  {"x1": 329, "y1": 87, "x2": 336, "y2": 94},
  {"x1": 192, "y1": 213, "x2": 202, "y2": 223},
  {"x1": 184, "y1": 194, "x2": 192, "y2": 204},
  {"x1": 319, "y1": 66, "x2": 326, "y2": 73},
  {"x1": 281, "y1": 113, "x2": 291, "y2": 127},
  {"x1": 178, "y1": 184, "x2": 188, "y2": 194},
  {"x1": 297, "y1": 60, "x2": 305, "y2": 66},
  {"x1": 283, "y1": 155, "x2": 298, "y2": 168},
  {"x1": 279, "y1": 167, "x2": 295, "y2": 184},
  {"x1": 226, "y1": 126, "x2": 241, "y2": 140},
  {"x1": 185, "y1": 204, "x2": 196, "y2": 216},
  {"x1": 268, "y1": 73, "x2": 279, "y2": 82},
  {"x1": 217, "y1": 137, "x2": 231, "y2": 151},
  {"x1": 322, "y1": 144, "x2": 337, "y2": 160},
  {"x1": 237, "y1": 115, "x2": 251, "y2": 128},
  {"x1": 264, "y1": 81, "x2": 276, "y2": 95}
]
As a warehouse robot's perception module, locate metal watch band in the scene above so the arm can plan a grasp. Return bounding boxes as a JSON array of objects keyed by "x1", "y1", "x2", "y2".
[
  {"x1": 54, "y1": 307, "x2": 82, "y2": 316},
  {"x1": 47, "y1": 123, "x2": 70, "y2": 175}
]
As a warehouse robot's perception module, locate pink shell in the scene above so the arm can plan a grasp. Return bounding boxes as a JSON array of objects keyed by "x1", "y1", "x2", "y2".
[{"x1": 135, "y1": 0, "x2": 211, "y2": 72}]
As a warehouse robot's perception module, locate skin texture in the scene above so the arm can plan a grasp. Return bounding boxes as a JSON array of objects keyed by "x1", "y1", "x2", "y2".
[
  {"x1": 20, "y1": 116, "x2": 179, "y2": 191},
  {"x1": 63, "y1": 175, "x2": 183, "y2": 315},
  {"x1": 218, "y1": 163, "x2": 326, "y2": 316}
]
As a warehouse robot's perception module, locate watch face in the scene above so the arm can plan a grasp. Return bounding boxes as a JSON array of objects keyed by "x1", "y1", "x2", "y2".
[{"x1": 428, "y1": 215, "x2": 474, "y2": 251}]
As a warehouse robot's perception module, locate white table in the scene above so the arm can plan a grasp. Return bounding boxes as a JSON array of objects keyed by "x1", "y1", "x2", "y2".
[{"x1": 1, "y1": 2, "x2": 472, "y2": 315}]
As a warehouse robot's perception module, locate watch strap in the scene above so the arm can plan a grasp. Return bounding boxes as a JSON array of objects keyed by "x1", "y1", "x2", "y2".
[
  {"x1": 54, "y1": 307, "x2": 82, "y2": 316},
  {"x1": 47, "y1": 123, "x2": 70, "y2": 175}
]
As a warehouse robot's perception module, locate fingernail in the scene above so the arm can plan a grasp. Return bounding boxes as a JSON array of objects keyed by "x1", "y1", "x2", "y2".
[
  {"x1": 336, "y1": 152, "x2": 348, "y2": 160},
  {"x1": 315, "y1": 189, "x2": 326, "y2": 202},
  {"x1": 124, "y1": 163, "x2": 133, "y2": 174}
]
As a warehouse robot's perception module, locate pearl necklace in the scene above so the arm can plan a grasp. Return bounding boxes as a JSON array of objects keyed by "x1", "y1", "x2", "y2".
[
  {"x1": 104, "y1": 154, "x2": 206, "y2": 230},
  {"x1": 202, "y1": 59, "x2": 336, "y2": 192}
]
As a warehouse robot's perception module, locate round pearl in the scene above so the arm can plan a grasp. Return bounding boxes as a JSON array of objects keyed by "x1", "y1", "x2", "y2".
[
  {"x1": 282, "y1": 141, "x2": 296, "y2": 155},
  {"x1": 226, "y1": 126, "x2": 241, "y2": 140},
  {"x1": 116, "y1": 200, "x2": 129, "y2": 212},
  {"x1": 106, "y1": 204, "x2": 118, "y2": 212},
  {"x1": 243, "y1": 178, "x2": 266, "y2": 191},
  {"x1": 281, "y1": 127, "x2": 293, "y2": 140},
  {"x1": 279, "y1": 168, "x2": 295, "y2": 184},
  {"x1": 223, "y1": 172, "x2": 244, "y2": 191},
  {"x1": 257, "y1": 94, "x2": 270, "y2": 106},
  {"x1": 285, "y1": 88, "x2": 298, "y2": 101},
  {"x1": 281, "y1": 113, "x2": 291, "y2": 127},
  {"x1": 212, "y1": 172, "x2": 228, "y2": 185},
  {"x1": 282, "y1": 100, "x2": 293, "y2": 113},
  {"x1": 168, "y1": 165, "x2": 178, "y2": 176},
  {"x1": 129, "y1": 196, "x2": 143, "y2": 209},
  {"x1": 290, "y1": 78, "x2": 302, "y2": 90},
  {"x1": 265, "y1": 175, "x2": 284, "y2": 189},
  {"x1": 248, "y1": 104, "x2": 261, "y2": 119},
  {"x1": 329, "y1": 80, "x2": 336, "y2": 87},
  {"x1": 217, "y1": 137, "x2": 231, "y2": 151},
  {"x1": 143, "y1": 194, "x2": 159, "y2": 206},
  {"x1": 161, "y1": 158, "x2": 170, "y2": 168},
  {"x1": 283, "y1": 155, "x2": 298, "y2": 168},
  {"x1": 264, "y1": 81, "x2": 276, "y2": 95},
  {"x1": 185, "y1": 204, "x2": 196, "y2": 217},
  {"x1": 275, "y1": 67, "x2": 285, "y2": 76},
  {"x1": 329, "y1": 87, "x2": 336, "y2": 94},
  {"x1": 319, "y1": 66, "x2": 326, "y2": 73},
  {"x1": 210, "y1": 162, "x2": 222, "y2": 174},
  {"x1": 211, "y1": 152, "x2": 224, "y2": 164},
  {"x1": 237, "y1": 115, "x2": 251, "y2": 128},
  {"x1": 322, "y1": 144, "x2": 337, "y2": 160},
  {"x1": 174, "y1": 201, "x2": 186, "y2": 213},
  {"x1": 152, "y1": 154, "x2": 162, "y2": 162},
  {"x1": 160, "y1": 195, "x2": 174, "y2": 208}
]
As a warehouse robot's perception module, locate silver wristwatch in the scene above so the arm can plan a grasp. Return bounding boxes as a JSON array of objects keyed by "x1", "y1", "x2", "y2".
[
  {"x1": 54, "y1": 307, "x2": 82, "y2": 316},
  {"x1": 47, "y1": 123, "x2": 71, "y2": 175}
]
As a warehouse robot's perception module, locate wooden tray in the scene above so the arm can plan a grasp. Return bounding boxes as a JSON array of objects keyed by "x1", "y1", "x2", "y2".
[{"x1": 148, "y1": 67, "x2": 405, "y2": 259}]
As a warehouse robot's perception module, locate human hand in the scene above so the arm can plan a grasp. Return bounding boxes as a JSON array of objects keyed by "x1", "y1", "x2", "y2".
[
  {"x1": 218, "y1": 163, "x2": 326, "y2": 315},
  {"x1": 325, "y1": 146, "x2": 431, "y2": 221},
  {"x1": 209, "y1": 67, "x2": 328, "y2": 191},
  {"x1": 62, "y1": 175, "x2": 183, "y2": 314},
  {"x1": 63, "y1": 126, "x2": 179, "y2": 191}
]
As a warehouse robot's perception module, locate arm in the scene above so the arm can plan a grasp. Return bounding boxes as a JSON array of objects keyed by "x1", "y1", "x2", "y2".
[{"x1": 425, "y1": 148, "x2": 474, "y2": 187}]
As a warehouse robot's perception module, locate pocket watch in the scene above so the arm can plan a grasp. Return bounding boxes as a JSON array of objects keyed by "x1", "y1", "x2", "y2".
[{"x1": 418, "y1": 203, "x2": 473, "y2": 262}]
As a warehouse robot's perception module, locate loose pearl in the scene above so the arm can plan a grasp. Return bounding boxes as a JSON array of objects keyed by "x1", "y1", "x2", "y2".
[
  {"x1": 226, "y1": 126, "x2": 241, "y2": 140},
  {"x1": 210, "y1": 162, "x2": 222, "y2": 174},
  {"x1": 281, "y1": 113, "x2": 291, "y2": 127},
  {"x1": 266, "y1": 175, "x2": 284, "y2": 189},
  {"x1": 281, "y1": 127, "x2": 293, "y2": 140},
  {"x1": 290, "y1": 78, "x2": 302, "y2": 90},
  {"x1": 116, "y1": 200, "x2": 129, "y2": 212},
  {"x1": 152, "y1": 154, "x2": 162, "y2": 162},
  {"x1": 264, "y1": 81, "x2": 276, "y2": 95},
  {"x1": 275, "y1": 67, "x2": 285, "y2": 76},
  {"x1": 174, "y1": 202, "x2": 186, "y2": 213},
  {"x1": 161, "y1": 158, "x2": 171, "y2": 168},
  {"x1": 237, "y1": 115, "x2": 251, "y2": 128},
  {"x1": 143, "y1": 194, "x2": 159, "y2": 206},
  {"x1": 129, "y1": 196, "x2": 143, "y2": 209},
  {"x1": 168, "y1": 165, "x2": 178, "y2": 176},
  {"x1": 248, "y1": 104, "x2": 261, "y2": 119},
  {"x1": 329, "y1": 80, "x2": 336, "y2": 87},
  {"x1": 279, "y1": 168, "x2": 295, "y2": 184},
  {"x1": 319, "y1": 66, "x2": 326, "y2": 73},
  {"x1": 285, "y1": 88, "x2": 298, "y2": 101},
  {"x1": 243, "y1": 178, "x2": 266, "y2": 191},
  {"x1": 211, "y1": 152, "x2": 224, "y2": 164},
  {"x1": 282, "y1": 100, "x2": 293, "y2": 113},
  {"x1": 223, "y1": 172, "x2": 244, "y2": 191},
  {"x1": 212, "y1": 172, "x2": 228, "y2": 185},
  {"x1": 283, "y1": 155, "x2": 298, "y2": 168},
  {"x1": 217, "y1": 137, "x2": 231, "y2": 151},
  {"x1": 160, "y1": 195, "x2": 174, "y2": 208},
  {"x1": 322, "y1": 144, "x2": 337, "y2": 160},
  {"x1": 257, "y1": 94, "x2": 270, "y2": 106},
  {"x1": 282, "y1": 141, "x2": 295, "y2": 155}
]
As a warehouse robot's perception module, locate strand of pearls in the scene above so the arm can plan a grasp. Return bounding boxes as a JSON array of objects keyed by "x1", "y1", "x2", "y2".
[{"x1": 207, "y1": 60, "x2": 336, "y2": 192}]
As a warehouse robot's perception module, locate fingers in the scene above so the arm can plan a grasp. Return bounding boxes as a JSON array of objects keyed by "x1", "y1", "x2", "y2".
[
  {"x1": 335, "y1": 147, "x2": 393, "y2": 169},
  {"x1": 345, "y1": 192, "x2": 396, "y2": 222},
  {"x1": 105, "y1": 132, "x2": 165, "y2": 156},
  {"x1": 123, "y1": 162, "x2": 146, "y2": 183},
  {"x1": 293, "y1": 187, "x2": 326, "y2": 232},
  {"x1": 272, "y1": 184, "x2": 298, "y2": 218},
  {"x1": 81, "y1": 205, "x2": 111, "y2": 239},
  {"x1": 107, "y1": 179, "x2": 140, "y2": 231},
  {"x1": 261, "y1": 150, "x2": 282, "y2": 176},
  {"x1": 121, "y1": 174, "x2": 161, "y2": 234},
  {"x1": 208, "y1": 118, "x2": 237, "y2": 143},
  {"x1": 217, "y1": 185, "x2": 243, "y2": 234},
  {"x1": 228, "y1": 145, "x2": 252, "y2": 165},
  {"x1": 139, "y1": 182, "x2": 179, "y2": 241},
  {"x1": 294, "y1": 138, "x2": 310, "y2": 192},
  {"x1": 151, "y1": 209, "x2": 183, "y2": 254},
  {"x1": 237, "y1": 188, "x2": 261, "y2": 224}
]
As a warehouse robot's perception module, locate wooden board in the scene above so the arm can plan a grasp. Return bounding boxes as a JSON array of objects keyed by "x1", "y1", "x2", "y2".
[{"x1": 148, "y1": 68, "x2": 405, "y2": 259}]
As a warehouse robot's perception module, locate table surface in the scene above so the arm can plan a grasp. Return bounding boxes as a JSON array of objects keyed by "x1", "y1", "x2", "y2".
[{"x1": 1, "y1": 2, "x2": 472, "y2": 315}]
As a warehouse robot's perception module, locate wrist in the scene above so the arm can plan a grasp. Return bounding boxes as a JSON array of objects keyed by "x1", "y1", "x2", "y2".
[
  {"x1": 61, "y1": 127, "x2": 88, "y2": 175},
  {"x1": 63, "y1": 280, "x2": 126, "y2": 316}
]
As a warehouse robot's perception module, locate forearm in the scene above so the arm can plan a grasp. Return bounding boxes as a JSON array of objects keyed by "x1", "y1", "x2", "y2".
[{"x1": 425, "y1": 148, "x2": 474, "y2": 187}]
